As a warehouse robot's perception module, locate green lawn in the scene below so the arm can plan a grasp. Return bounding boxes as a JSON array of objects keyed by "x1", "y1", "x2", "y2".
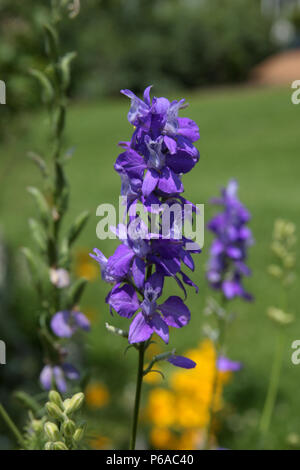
[{"x1": 0, "y1": 85, "x2": 299, "y2": 449}]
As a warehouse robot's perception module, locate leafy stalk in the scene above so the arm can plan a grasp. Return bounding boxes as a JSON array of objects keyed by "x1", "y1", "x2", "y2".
[{"x1": 24, "y1": 0, "x2": 88, "y2": 389}]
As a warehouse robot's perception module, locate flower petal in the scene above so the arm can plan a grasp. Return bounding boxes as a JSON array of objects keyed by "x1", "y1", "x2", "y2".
[
  {"x1": 51, "y1": 311, "x2": 73, "y2": 338},
  {"x1": 157, "y1": 167, "x2": 183, "y2": 194},
  {"x1": 217, "y1": 357, "x2": 242, "y2": 372},
  {"x1": 128, "y1": 312, "x2": 153, "y2": 344},
  {"x1": 108, "y1": 283, "x2": 140, "y2": 318},
  {"x1": 142, "y1": 169, "x2": 159, "y2": 197},
  {"x1": 158, "y1": 296, "x2": 190, "y2": 328},
  {"x1": 177, "y1": 117, "x2": 200, "y2": 142},
  {"x1": 73, "y1": 311, "x2": 91, "y2": 332},
  {"x1": 149, "y1": 313, "x2": 169, "y2": 344},
  {"x1": 132, "y1": 257, "x2": 146, "y2": 289},
  {"x1": 40, "y1": 365, "x2": 52, "y2": 390},
  {"x1": 107, "y1": 244, "x2": 134, "y2": 279},
  {"x1": 62, "y1": 363, "x2": 80, "y2": 381},
  {"x1": 53, "y1": 366, "x2": 67, "y2": 393}
]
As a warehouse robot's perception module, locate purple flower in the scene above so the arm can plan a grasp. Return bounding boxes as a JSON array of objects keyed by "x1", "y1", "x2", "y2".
[
  {"x1": 90, "y1": 86, "x2": 201, "y2": 365},
  {"x1": 217, "y1": 356, "x2": 242, "y2": 372},
  {"x1": 89, "y1": 248, "x2": 122, "y2": 283},
  {"x1": 126, "y1": 273, "x2": 190, "y2": 344},
  {"x1": 116, "y1": 86, "x2": 200, "y2": 198},
  {"x1": 39, "y1": 363, "x2": 80, "y2": 393},
  {"x1": 51, "y1": 310, "x2": 90, "y2": 338},
  {"x1": 207, "y1": 180, "x2": 253, "y2": 301}
]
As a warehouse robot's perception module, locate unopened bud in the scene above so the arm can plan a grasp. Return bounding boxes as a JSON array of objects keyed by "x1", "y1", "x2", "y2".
[
  {"x1": 52, "y1": 441, "x2": 68, "y2": 450},
  {"x1": 46, "y1": 402, "x2": 65, "y2": 421},
  {"x1": 267, "y1": 264, "x2": 282, "y2": 279},
  {"x1": 31, "y1": 419, "x2": 44, "y2": 433},
  {"x1": 49, "y1": 391, "x2": 64, "y2": 410},
  {"x1": 73, "y1": 424, "x2": 86, "y2": 442},
  {"x1": 45, "y1": 441, "x2": 54, "y2": 450},
  {"x1": 44, "y1": 421, "x2": 60, "y2": 441},
  {"x1": 64, "y1": 392, "x2": 84, "y2": 415},
  {"x1": 267, "y1": 307, "x2": 294, "y2": 326},
  {"x1": 62, "y1": 419, "x2": 76, "y2": 437}
]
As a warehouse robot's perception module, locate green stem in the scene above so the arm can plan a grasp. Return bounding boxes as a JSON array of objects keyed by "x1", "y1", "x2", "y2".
[
  {"x1": 130, "y1": 342, "x2": 145, "y2": 450},
  {"x1": 259, "y1": 328, "x2": 286, "y2": 439},
  {"x1": 205, "y1": 313, "x2": 227, "y2": 449},
  {"x1": 0, "y1": 403, "x2": 26, "y2": 448}
]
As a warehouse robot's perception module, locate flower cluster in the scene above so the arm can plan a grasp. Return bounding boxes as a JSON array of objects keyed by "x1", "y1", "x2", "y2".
[
  {"x1": 206, "y1": 180, "x2": 253, "y2": 300},
  {"x1": 91, "y1": 86, "x2": 200, "y2": 365},
  {"x1": 145, "y1": 340, "x2": 240, "y2": 449}
]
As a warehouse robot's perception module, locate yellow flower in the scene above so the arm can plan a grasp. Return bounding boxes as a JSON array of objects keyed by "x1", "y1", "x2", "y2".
[
  {"x1": 89, "y1": 435, "x2": 111, "y2": 449},
  {"x1": 150, "y1": 427, "x2": 173, "y2": 449},
  {"x1": 145, "y1": 339, "x2": 234, "y2": 450},
  {"x1": 85, "y1": 382, "x2": 110, "y2": 409},
  {"x1": 75, "y1": 249, "x2": 98, "y2": 281}
]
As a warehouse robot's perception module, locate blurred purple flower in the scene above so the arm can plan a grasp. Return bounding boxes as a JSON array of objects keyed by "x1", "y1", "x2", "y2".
[
  {"x1": 51, "y1": 310, "x2": 90, "y2": 338},
  {"x1": 217, "y1": 356, "x2": 242, "y2": 372},
  {"x1": 207, "y1": 180, "x2": 253, "y2": 301},
  {"x1": 39, "y1": 363, "x2": 80, "y2": 393}
]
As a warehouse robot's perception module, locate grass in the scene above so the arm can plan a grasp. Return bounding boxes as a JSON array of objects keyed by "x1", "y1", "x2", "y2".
[{"x1": 0, "y1": 85, "x2": 299, "y2": 449}]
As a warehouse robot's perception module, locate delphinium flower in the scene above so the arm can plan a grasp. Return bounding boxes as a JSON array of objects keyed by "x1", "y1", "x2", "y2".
[
  {"x1": 22, "y1": 2, "x2": 90, "y2": 393},
  {"x1": 206, "y1": 179, "x2": 253, "y2": 300},
  {"x1": 204, "y1": 180, "x2": 252, "y2": 448},
  {"x1": 145, "y1": 339, "x2": 239, "y2": 450},
  {"x1": 90, "y1": 86, "x2": 201, "y2": 449},
  {"x1": 259, "y1": 219, "x2": 296, "y2": 440}
]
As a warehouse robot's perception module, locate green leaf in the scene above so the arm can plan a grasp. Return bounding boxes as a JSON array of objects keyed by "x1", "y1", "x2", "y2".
[
  {"x1": 67, "y1": 211, "x2": 90, "y2": 246},
  {"x1": 21, "y1": 247, "x2": 43, "y2": 294},
  {"x1": 13, "y1": 391, "x2": 41, "y2": 415},
  {"x1": 27, "y1": 187, "x2": 50, "y2": 226},
  {"x1": 28, "y1": 218, "x2": 47, "y2": 253},
  {"x1": 27, "y1": 152, "x2": 48, "y2": 177},
  {"x1": 29, "y1": 68, "x2": 54, "y2": 103},
  {"x1": 66, "y1": 278, "x2": 87, "y2": 308},
  {"x1": 43, "y1": 23, "x2": 59, "y2": 60},
  {"x1": 60, "y1": 51, "x2": 77, "y2": 90}
]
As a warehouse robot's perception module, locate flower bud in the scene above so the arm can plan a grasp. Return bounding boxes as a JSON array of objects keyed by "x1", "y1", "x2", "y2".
[
  {"x1": 267, "y1": 264, "x2": 282, "y2": 279},
  {"x1": 31, "y1": 419, "x2": 44, "y2": 433},
  {"x1": 64, "y1": 392, "x2": 84, "y2": 415},
  {"x1": 73, "y1": 424, "x2": 86, "y2": 442},
  {"x1": 44, "y1": 421, "x2": 60, "y2": 441},
  {"x1": 62, "y1": 419, "x2": 76, "y2": 437},
  {"x1": 45, "y1": 441, "x2": 54, "y2": 450},
  {"x1": 267, "y1": 307, "x2": 294, "y2": 326},
  {"x1": 46, "y1": 402, "x2": 65, "y2": 421},
  {"x1": 52, "y1": 441, "x2": 68, "y2": 450},
  {"x1": 49, "y1": 391, "x2": 64, "y2": 410}
]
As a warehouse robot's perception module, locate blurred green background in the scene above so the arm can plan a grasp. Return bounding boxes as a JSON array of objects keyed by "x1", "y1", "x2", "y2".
[{"x1": 0, "y1": 0, "x2": 299, "y2": 450}]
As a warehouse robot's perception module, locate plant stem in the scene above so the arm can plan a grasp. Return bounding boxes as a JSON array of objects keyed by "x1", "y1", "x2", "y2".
[
  {"x1": 130, "y1": 342, "x2": 145, "y2": 450},
  {"x1": 205, "y1": 314, "x2": 227, "y2": 449},
  {"x1": 0, "y1": 403, "x2": 25, "y2": 448},
  {"x1": 259, "y1": 328, "x2": 286, "y2": 439}
]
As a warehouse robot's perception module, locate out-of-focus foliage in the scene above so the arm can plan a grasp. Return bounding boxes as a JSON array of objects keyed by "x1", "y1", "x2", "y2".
[{"x1": 1, "y1": 0, "x2": 275, "y2": 117}]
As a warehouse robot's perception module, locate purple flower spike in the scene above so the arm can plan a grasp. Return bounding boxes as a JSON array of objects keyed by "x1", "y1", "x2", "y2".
[
  {"x1": 51, "y1": 310, "x2": 90, "y2": 338},
  {"x1": 217, "y1": 356, "x2": 242, "y2": 372},
  {"x1": 207, "y1": 179, "x2": 253, "y2": 301},
  {"x1": 167, "y1": 355, "x2": 196, "y2": 369},
  {"x1": 91, "y1": 86, "x2": 201, "y2": 365}
]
